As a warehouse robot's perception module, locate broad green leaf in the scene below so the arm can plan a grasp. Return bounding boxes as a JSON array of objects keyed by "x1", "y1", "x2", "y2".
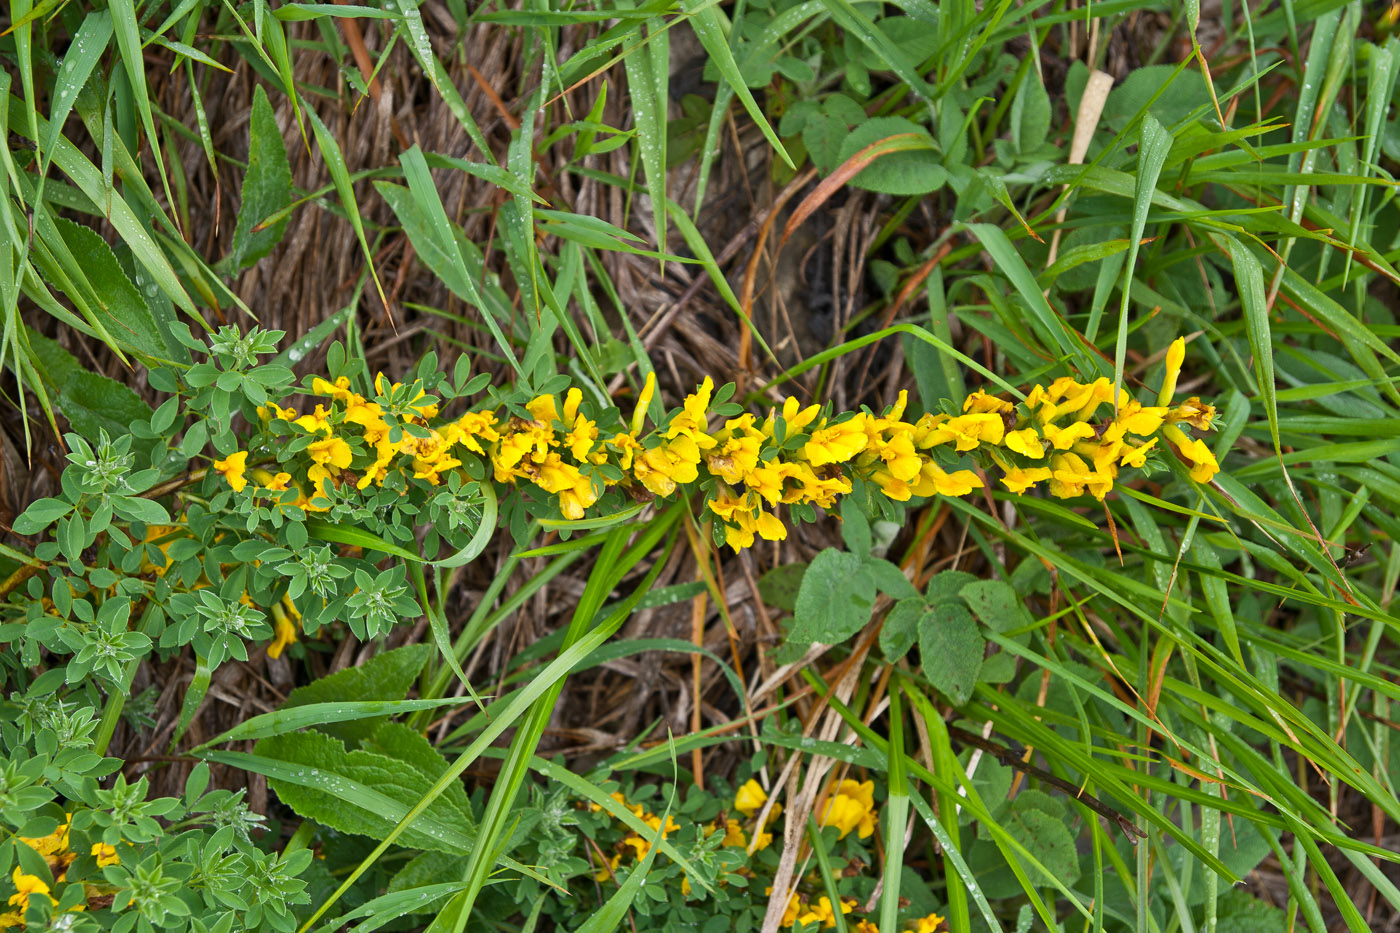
[
  {"x1": 1005, "y1": 794, "x2": 1081, "y2": 887},
  {"x1": 789, "y1": 548, "x2": 875, "y2": 644},
  {"x1": 881, "y1": 597, "x2": 926, "y2": 662},
  {"x1": 228, "y1": 86, "x2": 293, "y2": 270},
  {"x1": 52, "y1": 217, "x2": 166, "y2": 359},
  {"x1": 757, "y1": 562, "x2": 807, "y2": 613},
  {"x1": 959, "y1": 580, "x2": 1031, "y2": 633},
  {"x1": 12, "y1": 497, "x2": 73, "y2": 535},
  {"x1": 918, "y1": 601, "x2": 983, "y2": 705},
  {"x1": 282, "y1": 643, "x2": 430, "y2": 744},
  {"x1": 252, "y1": 726, "x2": 474, "y2": 854},
  {"x1": 834, "y1": 118, "x2": 945, "y2": 195}
]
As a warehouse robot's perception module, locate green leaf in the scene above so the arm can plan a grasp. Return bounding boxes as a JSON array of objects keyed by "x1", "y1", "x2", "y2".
[
  {"x1": 192, "y1": 698, "x2": 471, "y2": 751},
  {"x1": 835, "y1": 117, "x2": 944, "y2": 195},
  {"x1": 228, "y1": 86, "x2": 293, "y2": 270},
  {"x1": 789, "y1": 548, "x2": 875, "y2": 644},
  {"x1": 13, "y1": 497, "x2": 72, "y2": 535},
  {"x1": 918, "y1": 602, "x2": 983, "y2": 705},
  {"x1": 757, "y1": 562, "x2": 807, "y2": 613},
  {"x1": 283, "y1": 643, "x2": 430, "y2": 745},
  {"x1": 881, "y1": 597, "x2": 926, "y2": 662},
  {"x1": 250, "y1": 729, "x2": 475, "y2": 854},
  {"x1": 1005, "y1": 794, "x2": 1081, "y2": 887},
  {"x1": 959, "y1": 580, "x2": 1030, "y2": 633},
  {"x1": 1010, "y1": 71, "x2": 1051, "y2": 154},
  {"x1": 26, "y1": 329, "x2": 153, "y2": 443},
  {"x1": 684, "y1": 0, "x2": 792, "y2": 166},
  {"x1": 305, "y1": 517, "x2": 422, "y2": 563},
  {"x1": 51, "y1": 217, "x2": 166, "y2": 359}
]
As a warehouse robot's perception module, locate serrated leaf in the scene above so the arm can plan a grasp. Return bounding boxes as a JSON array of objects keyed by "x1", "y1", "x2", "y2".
[
  {"x1": 51, "y1": 217, "x2": 165, "y2": 358},
  {"x1": 361, "y1": 721, "x2": 474, "y2": 828},
  {"x1": 881, "y1": 597, "x2": 925, "y2": 662},
  {"x1": 925, "y1": 570, "x2": 978, "y2": 604},
  {"x1": 789, "y1": 549, "x2": 874, "y2": 644},
  {"x1": 918, "y1": 602, "x2": 983, "y2": 705},
  {"x1": 283, "y1": 644, "x2": 430, "y2": 745},
  {"x1": 252, "y1": 730, "x2": 475, "y2": 854},
  {"x1": 959, "y1": 580, "x2": 1030, "y2": 634},
  {"x1": 1005, "y1": 798, "x2": 1081, "y2": 887},
  {"x1": 229, "y1": 85, "x2": 293, "y2": 270}
]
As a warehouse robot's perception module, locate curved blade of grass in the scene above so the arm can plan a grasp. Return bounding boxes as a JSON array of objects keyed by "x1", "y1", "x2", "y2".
[
  {"x1": 303, "y1": 102, "x2": 388, "y2": 320},
  {"x1": 433, "y1": 480, "x2": 497, "y2": 568},
  {"x1": 1112, "y1": 114, "x2": 1172, "y2": 404},
  {"x1": 965, "y1": 222, "x2": 1103, "y2": 378},
  {"x1": 879, "y1": 687, "x2": 907, "y2": 933},
  {"x1": 683, "y1": 0, "x2": 793, "y2": 167},
  {"x1": 190, "y1": 699, "x2": 473, "y2": 752}
]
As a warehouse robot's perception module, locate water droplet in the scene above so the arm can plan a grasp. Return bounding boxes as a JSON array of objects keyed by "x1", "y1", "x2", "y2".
[{"x1": 145, "y1": 283, "x2": 159, "y2": 297}]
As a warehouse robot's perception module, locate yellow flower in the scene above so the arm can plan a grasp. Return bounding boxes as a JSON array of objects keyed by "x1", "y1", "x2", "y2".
[
  {"x1": 854, "y1": 921, "x2": 880, "y2": 933},
  {"x1": 915, "y1": 912, "x2": 946, "y2": 933},
  {"x1": 91, "y1": 842, "x2": 120, "y2": 868},
  {"x1": 667, "y1": 378, "x2": 717, "y2": 450},
  {"x1": 765, "y1": 888, "x2": 801, "y2": 928},
  {"x1": 721, "y1": 819, "x2": 746, "y2": 847},
  {"x1": 999, "y1": 465, "x2": 1052, "y2": 495},
  {"x1": 909, "y1": 462, "x2": 983, "y2": 498},
  {"x1": 1119, "y1": 438, "x2": 1157, "y2": 468},
  {"x1": 20, "y1": 814, "x2": 71, "y2": 866},
  {"x1": 1158, "y1": 337, "x2": 1186, "y2": 405},
  {"x1": 593, "y1": 851, "x2": 620, "y2": 882},
  {"x1": 1163, "y1": 425, "x2": 1220, "y2": 483},
  {"x1": 525, "y1": 394, "x2": 561, "y2": 426},
  {"x1": 307, "y1": 436, "x2": 353, "y2": 470},
  {"x1": 818, "y1": 779, "x2": 877, "y2": 839},
  {"x1": 8, "y1": 867, "x2": 53, "y2": 909},
  {"x1": 924, "y1": 413, "x2": 1004, "y2": 451},
  {"x1": 745, "y1": 459, "x2": 798, "y2": 506},
  {"x1": 796, "y1": 895, "x2": 853, "y2": 929},
  {"x1": 1111, "y1": 399, "x2": 1169, "y2": 437},
  {"x1": 1004, "y1": 427, "x2": 1045, "y2": 459},
  {"x1": 875, "y1": 431, "x2": 922, "y2": 483},
  {"x1": 734, "y1": 779, "x2": 768, "y2": 817},
  {"x1": 1048, "y1": 452, "x2": 1113, "y2": 500},
  {"x1": 268, "y1": 596, "x2": 300, "y2": 659},
  {"x1": 454, "y1": 411, "x2": 500, "y2": 455},
  {"x1": 1166, "y1": 397, "x2": 1215, "y2": 431},
  {"x1": 259, "y1": 471, "x2": 293, "y2": 492},
  {"x1": 311, "y1": 375, "x2": 354, "y2": 402},
  {"x1": 634, "y1": 442, "x2": 699, "y2": 497},
  {"x1": 963, "y1": 389, "x2": 1014, "y2": 415},
  {"x1": 764, "y1": 395, "x2": 821, "y2": 441},
  {"x1": 804, "y1": 417, "x2": 868, "y2": 466},
  {"x1": 213, "y1": 451, "x2": 249, "y2": 492},
  {"x1": 293, "y1": 404, "x2": 333, "y2": 435},
  {"x1": 1040, "y1": 420, "x2": 1097, "y2": 451},
  {"x1": 630, "y1": 371, "x2": 657, "y2": 435}
]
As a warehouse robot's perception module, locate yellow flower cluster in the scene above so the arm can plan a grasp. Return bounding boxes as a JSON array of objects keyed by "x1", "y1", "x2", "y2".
[
  {"x1": 0, "y1": 816, "x2": 119, "y2": 928},
  {"x1": 212, "y1": 342, "x2": 1217, "y2": 550},
  {"x1": 942, "y1": 337, "x2": 1219, "y2": 499}
]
